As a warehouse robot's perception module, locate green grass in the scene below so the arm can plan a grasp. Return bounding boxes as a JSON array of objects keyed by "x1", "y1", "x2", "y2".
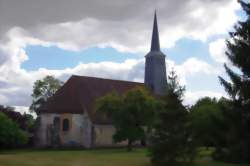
[{"x1": 0, "y1": 148, "x2": 249, "y2": 166}]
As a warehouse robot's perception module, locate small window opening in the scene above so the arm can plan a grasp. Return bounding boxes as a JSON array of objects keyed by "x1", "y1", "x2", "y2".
[{"x1": 62, "y1": 119, "x2": 70, "y2": 131}]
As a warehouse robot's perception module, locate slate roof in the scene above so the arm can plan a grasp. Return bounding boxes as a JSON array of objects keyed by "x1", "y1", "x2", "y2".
[
  {"x1": 150, "y1": 10, "x2": 160, "y2": 52},
  {"x1": 38, "y1": 75, "x2": 144, "y2": 124}
]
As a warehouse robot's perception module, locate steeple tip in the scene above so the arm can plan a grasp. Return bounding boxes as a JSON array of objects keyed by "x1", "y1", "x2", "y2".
[{"x1": 150, "y1": 10, "x2": 160, "y2": 51}]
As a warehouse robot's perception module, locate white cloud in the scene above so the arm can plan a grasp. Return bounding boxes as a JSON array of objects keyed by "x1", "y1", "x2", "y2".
[
  {"x1": 0, "y1": 0, "x2": 240, "y2": 54},
  {"x1": 177, "y1": 57, "x2": 221, "y2": 75},
  {"x1": 167, "y1": 58, "x2": 225, "y2": 105},
  {"x1": 0, "y1": 94, "x2": 8, "y2": 104},
  {"x1": 13, "y1": 106, "x2": 36, "y2": 117},
  {"x1": 184, "y1": 90, "x2": 226, "y2": 105},
  {"x1": 186, "y1": 0, "x2": 240, "y2": 41},
  {"x1": 0, "y1": 0, "x2": 240, "y2": 73},
  {"x1": 0, "y1": 0, "x2": 241, "y2": 112},
  {"x1": 173, "y1": 57, "x2": 221, "y2": 85},
  {"x1": 0, "y1": 55, "x2": 222, "y2": 107},
  {"x1": 0, "y1": 58, "x2": 145, "y2": 107},
  {"x1": 209, "y1": 38, "x2": 228, "y2": 63}
]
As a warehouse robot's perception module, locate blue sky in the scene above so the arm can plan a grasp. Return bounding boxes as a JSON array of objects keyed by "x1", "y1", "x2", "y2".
[
  {"x1": 22, "y1": 35, "x2": 227, "y2": 98},
  {"x1": 23, "y1": 37, "x2": 213, "y2": 70},
  {"x1": 0, "y1": 0, "x2": 244, "y2": 111},
  {"x1": 22, "y1": 46, "x2": 141, "y2": 70}
]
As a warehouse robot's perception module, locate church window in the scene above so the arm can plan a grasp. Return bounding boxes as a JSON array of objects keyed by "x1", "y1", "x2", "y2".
[{"x1": 62, "y1": 119, "x2": 70, "y2": 131}]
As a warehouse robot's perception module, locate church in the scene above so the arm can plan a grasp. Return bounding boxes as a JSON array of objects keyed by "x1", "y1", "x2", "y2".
[{"x1": 36, "y1": 12, "x2": 167, "y2": 148}]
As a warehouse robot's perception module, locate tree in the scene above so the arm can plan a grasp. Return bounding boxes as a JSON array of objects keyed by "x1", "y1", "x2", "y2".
[
  {"x1": 217, "y1": 1, "x2": 250, "y2": 163},
  {"x1": 0, "y1": 105, "x2": 35, "y2": 146},
  {"x1": 0, "y1": 105, "x2": 34, "y2": 132},
  {"x1": 96, "y1": 87, "x2": 158, "y2": 151},
  {"x1": 0, "y1": 112, "x2": 28, "y2": 149},
  {"x1": 149, "y1": 69, "x2": 196, "y2": 166},
  {"x1": 189, "y1": 97, "x2": 223, "y2": 148},
  {"x1": 30, "y1": 76, "x2": 63, "y2": 113},
  {"x1": 166, "y1": 69, "x2": 185, "y2": 103}
]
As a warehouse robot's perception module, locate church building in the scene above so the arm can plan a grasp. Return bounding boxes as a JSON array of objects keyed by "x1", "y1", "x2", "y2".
[{"x1": 36, "y1": 12, "x2": 167, "y2": 148}]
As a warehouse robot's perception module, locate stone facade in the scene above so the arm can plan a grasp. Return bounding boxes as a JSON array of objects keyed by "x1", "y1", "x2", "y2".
[
  {"x1": 145, "y1": 51, "x2": 167, "y2": 95},
  {"x1": 36, "y1": 113, "x2": 92, "y2": 148},
  {"x1": 92, "y1": 124, "x2": 127, "y2": 147},
  {"x1": 36, "y1": 112, "x2": 125, "y2": 148}
]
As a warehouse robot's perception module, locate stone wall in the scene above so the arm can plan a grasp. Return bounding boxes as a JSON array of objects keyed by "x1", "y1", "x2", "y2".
[
  {"x1": 36, "y1": 113, "x2": 57, "y2": 147},
  {"x1": 93, "y1": 124, "x2": 127, "y2": 147},
  {"x1": 36, "y1": 113, "x2": 133, "y2": 148},
  {"x1": 36, "y1": 113, "x2": 92, "y2": 148},
  {"x1": 144, "y1": 51, "x2": 167, "y2": 96}
]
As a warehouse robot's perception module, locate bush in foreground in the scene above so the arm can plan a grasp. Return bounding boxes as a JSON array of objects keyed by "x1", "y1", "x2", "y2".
[{"x1": 0, "y1": 112, "x2": 28, "y2": 149}]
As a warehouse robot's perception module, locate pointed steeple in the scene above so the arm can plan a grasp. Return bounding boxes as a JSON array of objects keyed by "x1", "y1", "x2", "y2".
[
  {"x1": 145, "y1": 11, "x2": 167, "y2": 96},
  {"x1": 150, "y1": 11, "x2": 160, "y2": 51}
]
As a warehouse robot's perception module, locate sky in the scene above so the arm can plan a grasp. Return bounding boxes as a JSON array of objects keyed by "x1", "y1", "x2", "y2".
[{"x1": 0, "y1": 0, "x2": 245, "y2": 114}]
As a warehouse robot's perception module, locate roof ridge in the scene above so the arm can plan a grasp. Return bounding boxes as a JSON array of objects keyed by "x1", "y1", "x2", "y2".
[{"x1": 71, "y1": 75, "x2": 144, "y2": 84}]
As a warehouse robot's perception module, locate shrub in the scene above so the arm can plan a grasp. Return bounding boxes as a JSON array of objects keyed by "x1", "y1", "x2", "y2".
[{"x1": 0, "y1": 112, "x2": 28, "y2": 149}]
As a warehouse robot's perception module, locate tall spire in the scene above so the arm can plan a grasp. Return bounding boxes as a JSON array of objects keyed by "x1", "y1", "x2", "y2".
[
  {"x1": 145, "y1": 11, "x2": 167, "y2": 96},
  {"x1": 150, "y1": 10, "x2": 160, "y2": 51}
]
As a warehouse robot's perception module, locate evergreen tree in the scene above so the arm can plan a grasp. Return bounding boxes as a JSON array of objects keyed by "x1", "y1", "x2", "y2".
[
  {"x1": 149, "y1": 69, "x2": 196, "y2": 166},
  {"x1": 216, "y1": 1, "x2": 250, "y2": 163}
]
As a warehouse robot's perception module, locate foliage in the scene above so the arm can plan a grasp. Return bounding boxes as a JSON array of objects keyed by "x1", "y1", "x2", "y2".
[
  {"x1": 0, "y1": 105, "x2": 35, "y2": 146},
  {"x1": 189, "y1": 97, "x2": 224, "y2": 148},
  {"x1": 0, "y1": 112, "x2": 28, "y2": 149},
  {"x1": 0, "y1": 105, "x2": 34, "y2": 132},
  {"x1": 216, "y1": 1, "x2": 250, "y2": 163},
  {"x1": 96, "y1": 87, "x2": 158, "y2": 151},
  {"x1": 30, "y1": 75, "x2": 63, "y2": 113},
  {"x1": 149, "y1": 69, "x2": 196, "y2": 166},
  {"x1": 166, "y1": 68, "x2": 186, "y2": 103}
]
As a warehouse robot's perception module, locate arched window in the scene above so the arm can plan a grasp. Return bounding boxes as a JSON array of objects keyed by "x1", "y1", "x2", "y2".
[{"x1": 62, "y1": 119, "x2": 70, "y2": 131}]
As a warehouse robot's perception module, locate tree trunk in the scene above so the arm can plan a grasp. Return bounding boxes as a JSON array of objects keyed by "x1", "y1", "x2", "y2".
[{"x1": 127, "y1": 140, "x2": 133, "y2": 151}]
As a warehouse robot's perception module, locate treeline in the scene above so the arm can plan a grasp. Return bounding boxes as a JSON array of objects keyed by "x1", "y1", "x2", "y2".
[
  {"x1": 95, "y1": 71, "x2": 234, "y2": 166},
  {"x1": 0, "y1": 1, "x2": 248, "y2": 166},
  {"x1": 0, "y1": 106, "x2": 35, "y2": 149},
  {"x1": 96, "y1": 1, "x2": 250, "y2": 165}
]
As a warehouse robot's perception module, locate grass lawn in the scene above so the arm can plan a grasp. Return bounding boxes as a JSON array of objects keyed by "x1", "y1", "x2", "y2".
[{"x1": 0, "y1": 148, "x2": 249, "y2": 166}]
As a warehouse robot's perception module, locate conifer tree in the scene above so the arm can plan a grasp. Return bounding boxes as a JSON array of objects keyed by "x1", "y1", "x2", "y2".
[
  {"x1": 216, "y1": 1, "x2": 250, "y2": 163},
  {"x1": 149, "y1": 69, "x2": 196, "y2": 166}
]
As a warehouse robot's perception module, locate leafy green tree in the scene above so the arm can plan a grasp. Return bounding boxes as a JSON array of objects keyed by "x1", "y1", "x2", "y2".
[
  {"x1": 0, "y1": 112, "x2": 28, "y2": 149},
  {"x1": 149, "y1": 69, "x2": 196, "y2": 166},
  {"x1": 189, "y1": 97, "x2": 223, "y2": 148},
  {"x1": 0, "y1": 105, "x2": 34, "y2": 132},
  {"x1": 30, "y1": 76, "x2": 63, "y2": 113},
  {"x1": 96, "y1": 87, "x2": 158, "y2": 151},
  {"x1": 0, "y1": 105, "x2": 35, "y2": 146},
  {"x1": 216, "y1": 1, "x2": 250, "y2": 163}
]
